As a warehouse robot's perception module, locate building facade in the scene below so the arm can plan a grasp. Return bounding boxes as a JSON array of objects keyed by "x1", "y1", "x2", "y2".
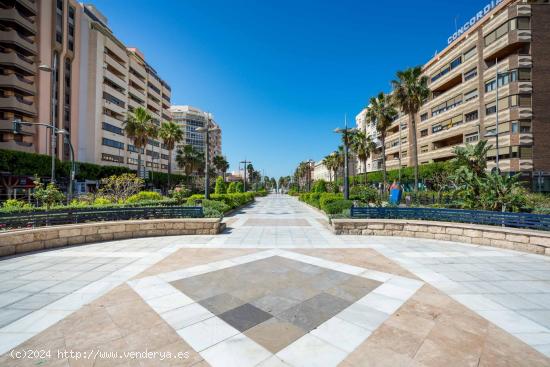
[
  {"x1": 169, "y1": 105, "x2": 222, "y2": 174},
  {"x1": 0, "y1": 2, "x2": 173, "y2": 174},
  {"x1": 358, "y1": 0, "x2": 550, "y2": 190}
]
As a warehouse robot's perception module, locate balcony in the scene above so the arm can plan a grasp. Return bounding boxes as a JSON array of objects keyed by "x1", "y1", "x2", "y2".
[
  {"x1": 0, "y1": 118, "x2": 34, "y2": 135},
  {"x1": 0, "y1": 50, "x2": 34, "y2": 74},
  {"x1": 17, "y1": 0, "x2": 37, "y2": 15},
  {"x1": 103, "y1": 83, "x2": 126, "y2": 104},
  {"x1": 484, "y1": 30, "x2": 531, "y2": 61},
  {"x1": 0, "y1": 95, "x2": 36, "y2": 115},
  {"x1": 0, "y1": 27, "x2": 37, "y2": 55},
  {"x1": 104, "y1": 53, "x2": 127, "y2": 77},
  {"x1": 103, "y1": 99, "x2": 126, "y2": 116},
  {"x1": 0, "y1": 72, "x2": 35, "y2": 95},
  {"x1": 129, "y1": 72, "x2": 146, "y2": 90},
  {"x1": 0, "y1": 7, "x2": 36, "y2": 34}
]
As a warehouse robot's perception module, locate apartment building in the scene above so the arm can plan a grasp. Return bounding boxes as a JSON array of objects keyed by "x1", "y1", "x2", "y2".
[
  {"x1": 355, "y1": 108, "x2": 383, "y2": 173},
  {"x1": 169, "y1": 105, "x2": 222, "y2": 174},
  {"x1": 359, "y1": 0, "x2": 550, "y2": 190},
  {"x1": 77, "y1": 5, "x2": 172, "y2": 174},
  {"x1": 0, "y1": 2, "x2": 173, "y2": 175}
]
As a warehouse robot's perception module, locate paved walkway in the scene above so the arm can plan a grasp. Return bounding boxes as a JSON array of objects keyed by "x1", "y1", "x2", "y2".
[{"x1": 1, "y1": 194, "x2": 550, "y2": 366}]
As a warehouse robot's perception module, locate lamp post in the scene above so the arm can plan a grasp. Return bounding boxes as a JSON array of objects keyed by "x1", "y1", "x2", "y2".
[
  {"x1": 39, "y1": 60, "x2": 58, "y2": 183},
  {"x1": 13, "y1": 120, "x2": 75, "y2": 201},
  {"x1": 494, "y1": 58, "x2": 501, "y2": 173},
  {"x1": 196, "y1": 112, "x2": 219, "y2": 199},
  {"x1": 240, "y1": 159, "x2": 251, "y2": 192},
  {"x1": 335, "y1": 116, "x2": 354, "y2": 200}
]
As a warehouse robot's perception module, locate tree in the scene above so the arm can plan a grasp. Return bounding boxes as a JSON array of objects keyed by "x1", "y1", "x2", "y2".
[
  {"x1": 213, "y1": 155, "x2": 229, "y2": 181},
  {"x1": 158, "y1": 121, "x2": 184, "y2": 190},
  {"x1": 214, "y1": 176, "x2": 227, "y2": 194},
  {"x1": 246, "y1": 163, "x2": 254, "y2": 185},
  {"x1": 99, "y1": 173, "x2": 144, "y2": 202},
  {"x1": 392, "y1": 66, "x2": 430, "y2": 191},
  {"x1": 227, "y1": 181, "x2": 237, "y2": 193},
  {"x1": 124, "y1": 107, "x2": 157, "y2": 178},
  {"x1": 175, "y1": 145, "x2": 203, "y2": 189},
  {"x1": 367, "y1": 92, "x2": 397, "y2": 190},
  {"x1": 33, "y1": 179, "x2": 65, "y2": 209},
  {"x1": 236, "y1": 181, "x2": 244, "y2": 193},
  {"x1": 350, "y1": 130, "x2": 376, "y2": 186}
]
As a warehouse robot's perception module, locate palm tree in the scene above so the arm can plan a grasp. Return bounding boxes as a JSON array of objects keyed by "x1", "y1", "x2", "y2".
[
  {"x1": 124, "y1": 107, "x2": 157, "y2": 178},
  {"x1": 392, "y1": 66, "x2": 430, "y2": 191},
  {"x1": 158, "y1": 121, "x2": 184, "y2": 190},
  {"x1": 350, "y1": 130, "x2": 376, "y2": 186},
  {"x1": 322, "y1": 154, "x2": 334, "y2": 182},
  {"x1": 213, "y1": 155, "x2": 230, "y2": 181},
  {"x1": 175, "y1": 145, "x2": 203, "y2": 188},
  {"x1": 367, "y1": 92, "x2": 397, "y2": 190}
]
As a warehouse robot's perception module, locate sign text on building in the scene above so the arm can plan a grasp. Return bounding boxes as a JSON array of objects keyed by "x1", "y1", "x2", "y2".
[{"x1": 447, "y1": 0, "x2": 503, "y2": 45}]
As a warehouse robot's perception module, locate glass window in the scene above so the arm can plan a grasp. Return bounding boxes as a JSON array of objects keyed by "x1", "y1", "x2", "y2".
[
  {"x1": 495, "y1": 23, "x2": 509, "y2": 39},
  {"x1": 518, "y1": 68, "x2": 531, "y2": 81},
  {"x1": 465, "y1": 110, "x2": 478, "y2": 122},
  {"x1": 519, "y1": 94, "x2": 531, "y2": 107},
  {"x1": 420, "y1": 129, "x2": 428, "y2": 137},
  {"x1": 517, "y1": 17, "x2": 530, "y2": 30},
  {"x1": 464, "y1": 89, "x2": 478, "y2": 102},
  {"x1": 464, "y1": 67, "x2": 477, "y2": 81},
  {"x1": 520, "y1": 147, "x2": 533, "y2": 159},
  {"x1": 463, "y1": 47, "x2": 476, "y2": 61},
  {"x1": 420, "y1": 113, "x2": 428, "y2": 122},
  {"x1": 486, "y1": 101, "x2": 497, "y2": 115},
  {"x1": 520, "y1": 120, "x2": 531, "y2": 133},
  {"x1": 511, "y1": 121, "x2": 518, "y2": 133}
]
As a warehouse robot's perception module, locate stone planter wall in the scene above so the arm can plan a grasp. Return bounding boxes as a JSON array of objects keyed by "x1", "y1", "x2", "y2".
[
  {"x1": 0, "y1": 218, "x2": 225, "y2": 257},
  {"x1": 332, "y1": 219, "x2": 550, "y2": 256}
]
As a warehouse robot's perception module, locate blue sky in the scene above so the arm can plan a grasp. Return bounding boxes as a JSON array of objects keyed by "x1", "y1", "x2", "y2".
[{"x1": 89, "y1": 0, "x2": 487, "y2": 178}]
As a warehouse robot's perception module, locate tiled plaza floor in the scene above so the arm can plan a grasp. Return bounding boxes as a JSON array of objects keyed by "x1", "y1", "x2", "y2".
[{"x1": 1, "y1": 194, "x2": 550, "y2": 366}]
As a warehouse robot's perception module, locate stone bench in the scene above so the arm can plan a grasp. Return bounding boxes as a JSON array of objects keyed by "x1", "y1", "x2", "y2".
[
  {"x1": 331, "y1": 218, "x2": 550, "y2": 256},
  {"x1": 0, "y1": 218, "x2": 225, "y2": 257}
]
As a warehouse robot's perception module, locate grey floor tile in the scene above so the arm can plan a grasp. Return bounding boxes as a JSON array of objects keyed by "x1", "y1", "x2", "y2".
[
  {"x1": 0, "y1": 308, "x2": 33, "y2": 328},
  {"x1": 9, "y1": 292, "x2": 66, "y2": 310},
  {"x1": 219, "y1": 303, "x2": 273, "y2": 332}
]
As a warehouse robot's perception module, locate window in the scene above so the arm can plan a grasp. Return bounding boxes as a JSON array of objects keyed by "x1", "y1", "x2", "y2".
[
  {"x1": 485, "y1": 17, "x2": 531, "y2": 47},
  {"x1": 420, "y1": 129, "x2": 428, "y2": 137},
  {"x1": 102, "y1": 138, "x2": 124, "y2": 149},
  {"x1": 432, "y1": 95, "x2": 462, "y2": 116},
  {"x1": 464, "y1": 67, "x2": 477, "y2": 81},
  {"x1": 55, "y1": 0, "x2": 63, "y2": 44},
  {"x1": 465, "y1": 110, "x2": 478, "y2": 122},
  {"x1": 421, "y1": 145, "x2": 429, "y2": 153},
  {"x1": 127, "y1": 145, "x2": 144, "y2": 154},
  {"x1": 519, "y1": 94, "x2": 531, "y2": 107},
  {"x1": 520, "y1": 147, "x2": 533, "y2": 159},
  {"x1": 463, "y1": 46, "x2": 476, "y2": 61},
  {"x1": 147, "y1": 139, "x2": 160, "y2": 147},
  {"x1": 511, "y1": 121, "x2": 518, "y2": 133},
  {"x1": 102, "y1": 153, "x2": 124, "y2": 163},
  {"x1": 103, "y1": 92, "x2": 125, "y2": 108},
  {"x1": 520, "y1": 120, "x2": 531, "y2": 133},
  {"x1": 464, "y1": 89, "x2": 478, "y2": 102},
  {"x1": 465, "y1": 132, "x2": 479, "y2": 143},
  {"x1": 68, "y1": 6, "x2": 75, "y2": 51},
  {"x1": 102, "y1": 122, "x2": 124, "y2": 135},
  {"x1": 431, "y1": 56, "x2": 462, "y2": 82},
  {"x1": 420, "y1": 113, "x2": 428, "y2": 122},
  {"x1": 486, "y1": 101, "x2": 497, "y2": 115},
  {"x1": 518, "y1": 68, "x2": 531, "y2": 81}
]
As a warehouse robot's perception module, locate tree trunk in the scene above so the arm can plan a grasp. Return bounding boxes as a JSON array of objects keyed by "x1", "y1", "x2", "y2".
[
  {"x1": 410, "y1": 113, "x2": 419, "y2": 192},
  {"x1": 167, "y1": 150, "x2": 172, "y2": 191},
  {"x1": 137, "y1": 152, "x2": 142, "y2": 179},
  {"x1": 381, "y1": 136, "x2": 387, "y2": 192},
  {"x1": 363, "y1": 159, "x2": 367, "y2": 186}
]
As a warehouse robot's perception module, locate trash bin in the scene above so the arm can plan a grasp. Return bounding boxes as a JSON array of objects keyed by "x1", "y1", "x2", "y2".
[{"x1": 389, "y1": 189, "x2": 402, "y2": 205}]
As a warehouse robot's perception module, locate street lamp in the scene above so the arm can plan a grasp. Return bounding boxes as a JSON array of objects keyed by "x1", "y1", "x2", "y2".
[
  {"x1": 13, "y1": 120, "x2": 76, "y2": 201},
  {"x1": 240, "y1": 159, "x2": 251, "y2": 192},
  {"x1": 334, "y1": 116, "x2": 355, "y2": 200},
  {"x1": 196, "y1": 112, "x2": 219, "y2": 199},
  {"x1": 39, "y1": 59, "x2": 58, "y2": 183}
]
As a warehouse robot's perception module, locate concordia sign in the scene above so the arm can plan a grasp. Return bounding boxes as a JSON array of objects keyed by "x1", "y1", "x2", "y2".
[{"x1": 447, "y1": 0, "x2": 503, "y2": 45}]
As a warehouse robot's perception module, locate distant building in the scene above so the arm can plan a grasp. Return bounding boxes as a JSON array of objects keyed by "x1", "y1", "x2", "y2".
[{"x1": 169, "y1": 105, "x2": 222, "y2": 174}]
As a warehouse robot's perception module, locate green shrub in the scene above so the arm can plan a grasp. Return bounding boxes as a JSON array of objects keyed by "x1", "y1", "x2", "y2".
[
  {"x1": 186, "y1": 193, "x2": 254, "y2": 211},
  {"x1": 2, "y1": 199, "x2": 31, "y2": 210},
  {"x1": 319, "y1": 193, "x2": 344, "y2": 212},
  {"x1": 93, "y1": 197, "x2": 112, "y2": 206},
  {"x1": 323, "y1": 199, "x2": 353, "y2": 215},
  {"x1": 350, "y1": 185, "x2": 380, "y2": 204},
  {"x1": 33, "y1": 180, "x2": 65, "y2": 209},
  {"x1": 126, "y1": 191, "x2": 163, "y2": 203},
  {"x1": 201, "y1": 199, "x2": 230, "y2": 214},
  {"x1": 236, "y1": 182, "x2": 244, "y2": 193},
  {"x1": 171, "y1": 187, "x2": 191, "y2": 204},
  {"x1": 311, "y1": 180, "x2": 328, "y2": 193},
  {"x1": 214, "y1": 177, "x2": 227, "y2": 195},
  {"x1": 227, "y1": 182, "x2": 237, "y2": 193}
]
